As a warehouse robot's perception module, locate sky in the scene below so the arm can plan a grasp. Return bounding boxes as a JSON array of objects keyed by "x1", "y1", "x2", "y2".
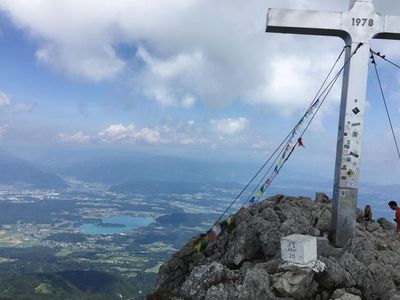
[{"x1": 1, "y1": 0, "x2": 400, "y2": 184}]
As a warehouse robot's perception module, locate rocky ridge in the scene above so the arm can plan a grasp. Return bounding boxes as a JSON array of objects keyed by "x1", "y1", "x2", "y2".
[{"x1": 148, "y1": 194, "x2": 400, "y2": 300}]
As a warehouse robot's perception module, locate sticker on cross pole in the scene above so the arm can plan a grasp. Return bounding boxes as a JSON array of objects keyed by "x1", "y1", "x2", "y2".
[
  {"x1": 350, "y1": 152, "x2": 359, "y2": 158},
  {"x1": 352, "y1": 107, "x2": 360, "y2": 114}
]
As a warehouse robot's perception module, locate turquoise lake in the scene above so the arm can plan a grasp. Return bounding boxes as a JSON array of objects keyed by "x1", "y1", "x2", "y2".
[{"x1": 79, "y1": 215, "x2": 154, "y2": 235}]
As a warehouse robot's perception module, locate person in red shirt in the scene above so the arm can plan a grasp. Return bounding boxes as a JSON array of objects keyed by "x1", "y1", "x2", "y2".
[{"x1": 388, "y1": 201, "x2": 400, "y2": 232}]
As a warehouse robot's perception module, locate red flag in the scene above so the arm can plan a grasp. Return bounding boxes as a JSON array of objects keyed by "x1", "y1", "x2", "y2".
[
  {"x1": 207, "y1": 231, "x2": 218, "y2": 241},
  {"x1": 298, "y1": 137, "x2": 305, "y2": 147}
]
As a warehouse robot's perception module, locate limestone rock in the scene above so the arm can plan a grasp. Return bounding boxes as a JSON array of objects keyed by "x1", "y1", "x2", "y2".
[
  {"x1": 272, "y1": 268, "x2": 318, "y2": 299},
  {"x1": 377, "y1": 217, "x2": 395, "y2": 231},
  {"x1": 330, "y1": 288, "x2": 362, "y2": 300},
  {"x1": 149, "y1": 195, "x2": 400, "y2": 300}
]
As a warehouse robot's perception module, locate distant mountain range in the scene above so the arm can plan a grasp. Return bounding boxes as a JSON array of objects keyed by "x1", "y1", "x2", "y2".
[
  {"x1": 0, "y1": 151, "x2": 68, "y2": 189},
  {"x1": 60, "y1": 155, "x2": 256, "y2": 185}
]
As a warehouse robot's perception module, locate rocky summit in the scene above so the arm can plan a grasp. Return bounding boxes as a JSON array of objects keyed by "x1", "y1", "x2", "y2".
[{"x1": 148, "y1": 194, "x2": 400, "y2": 300}]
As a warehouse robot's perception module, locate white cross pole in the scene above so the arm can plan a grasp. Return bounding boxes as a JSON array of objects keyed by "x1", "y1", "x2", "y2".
[{"x1": 266, "y1": 0, "x2": 400, "y2": 247}]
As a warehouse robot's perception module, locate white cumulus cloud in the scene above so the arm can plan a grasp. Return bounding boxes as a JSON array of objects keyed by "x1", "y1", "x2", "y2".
[
  {"x1": 57, "y1": 131, "x2": 91, "y2": 143},
  {"x1": 0, "y1": 92, "x2": 10, "y2": 107},
  {"x1": 3, "y1": 0, "x2": 400, "y2": 115},
  {"x1": 0, "y1": 124, "x2": 9, "y2": 138},
  {"x1": 0, "y1": 0, "x2": 356, "y2": 114},
  {"x1": 98, "y1": 123, "x2": 161, "y2": 144},
  {"x1": 209, "y1": 117, "x2": 249, "y2": 136}
]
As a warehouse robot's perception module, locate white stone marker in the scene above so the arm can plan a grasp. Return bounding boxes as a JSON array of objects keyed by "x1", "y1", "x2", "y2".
[{"x1": 281, "y1": 234, "x2": 317, "y2": 264}]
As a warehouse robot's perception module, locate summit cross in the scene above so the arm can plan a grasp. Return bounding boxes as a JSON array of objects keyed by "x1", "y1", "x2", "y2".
[{"x1": 266, "y1": 0, "x2": 400, "y2": 247}]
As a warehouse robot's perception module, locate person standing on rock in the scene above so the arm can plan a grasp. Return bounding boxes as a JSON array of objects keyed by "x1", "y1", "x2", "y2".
[
  {"x1": 363, "y1": 205, "x2": 372, "y2": 222},
  {"x1": 388, "y1": 201, "x2": 400, "y2": 232}
]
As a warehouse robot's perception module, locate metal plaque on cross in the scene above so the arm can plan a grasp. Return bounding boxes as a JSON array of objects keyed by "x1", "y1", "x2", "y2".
[{"x1": 266, "y1": 0, "x2": 400, "y2": 247}]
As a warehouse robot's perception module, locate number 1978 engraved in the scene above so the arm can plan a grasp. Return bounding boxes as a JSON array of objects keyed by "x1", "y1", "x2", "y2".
[{"x1": 352, "y1": 18, "x2": 374, "y2": 27}]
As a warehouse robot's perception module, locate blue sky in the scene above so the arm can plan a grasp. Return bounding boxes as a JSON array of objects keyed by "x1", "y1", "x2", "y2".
[{"x1": 1, "y1": 0, "x2": 400, "y2": 184}]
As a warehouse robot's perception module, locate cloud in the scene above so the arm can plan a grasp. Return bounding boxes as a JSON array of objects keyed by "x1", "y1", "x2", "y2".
[
  {"x1": 0, "y1": 92, "x2": 10, "y2": 107},
  {"x1": 12, "y1": 102, "x2": 35, "y2": 113},
  {"x1": 0, "y1": 0, "x2": 357, "y2": 114},
  {"x1": 57, "y1": 131, "x2": 91, "y2": 143},
  {"x1": 0, "y1": 124, "x2": 9, "y2": 138},
  {"x1": 98, "y1": 123, "x2": 161, "y2": 144},
  {"x1": 0, "y1": 90, "x2": 35, "y2": 113},
  {"x1": 209, "y1": 117, "x2": 249, "y2": 136},
  {"x1": 181, "y1": 94, "x2": 196, "y2": 109}
]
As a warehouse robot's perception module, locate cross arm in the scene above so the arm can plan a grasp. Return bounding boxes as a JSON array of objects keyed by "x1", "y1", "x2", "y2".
[
  {"x1": 266, "y1": 8, "x2": 348, "y2": 40},
  {"x1": 375, "y1": 15, "x2": 400, "y2": 40}
]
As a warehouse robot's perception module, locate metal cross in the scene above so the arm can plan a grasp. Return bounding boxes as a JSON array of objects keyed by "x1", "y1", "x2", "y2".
[{"x1": 266, "y1": 0, "x2": 400, "y2": 247}]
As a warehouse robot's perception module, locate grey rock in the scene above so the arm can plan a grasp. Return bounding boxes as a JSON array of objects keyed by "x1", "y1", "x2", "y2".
[
  {"x1": 256, "y1": 259, "x2": 281, "y2": 274},
  {"x1": 272, "y1": 268, "x2": 318, "y2": 299},
  {"x1": 223, "y1": 217, "x2": 265, "y2": 267},
  {"x1": 317, "y1": 257, "x2": 355, "y2": 290},
  {"x1": 242, "y1": 268, "x2": 275, "y2": 300},
  {"x1": 204, "y1": 284, "x2": 229, "y2": 300},
  {"x1": 150, "y1": 194, "x2": 400, "y2": 300},
  {"x1": 181, "y1": 262, "x2": 240, "y2": 300},
  {"x1": 377, "y1": 217, "x2": 396, "y2": 231},
  {"x1": 317, "y1": 236, "x2": 331, "y2": 257},
  {"x1": 365, "y1": 221, "x2": 381, "y2": 233},
  {"x1": 313, "y1": 205, "x2": 332, "y2": 232},
  {"x1": 315, "y1": 192, "x2": 330, "y2": 203},
  {"x1": 330, "y1": 288, "x2": 361, "y2": 300}
]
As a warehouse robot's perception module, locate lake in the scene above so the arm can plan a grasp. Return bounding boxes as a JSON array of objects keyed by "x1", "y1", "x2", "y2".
[{"x1": 79, "y1": 215, "x2": 154, "y2": 234}]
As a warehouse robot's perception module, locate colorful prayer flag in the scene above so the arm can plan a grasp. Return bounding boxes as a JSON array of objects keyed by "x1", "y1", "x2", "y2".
[
  {"x1": 298, "y1": 137, "x2": 305, "y2": 147},
  {"x1": 220, "y1": 220, "x2": 227, "y2": 231},
  {"x1": 200, "y1": 237, "x2": 209, "y2": 249},
  {"x1": 265, "y1": 178, "x2": 271, "y2": 186},
  {"x1": 249, "y1": 196, "x2": 255, "y2": 204},
  {"x1": 227, "y1": 215, "x2": 234, "y2": 226},
  {"x1": 207, "y1": 231, "x2": 218, "y2": 241},
  {"x1": 212, "y1": 223, "x2": 221, "y2": 236},
  {"x1": 255, "y1": 190, "x2": 262, "y2": 199},
  {"x1": 289, "y1": 135, "x2": 294, "y2": 144},
  {"x1": 194, "y1": 241, "x2": 202, "y2": 252},
  {"x1": 278, "y1": 159, "x2": 283, "y2": 168}
]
